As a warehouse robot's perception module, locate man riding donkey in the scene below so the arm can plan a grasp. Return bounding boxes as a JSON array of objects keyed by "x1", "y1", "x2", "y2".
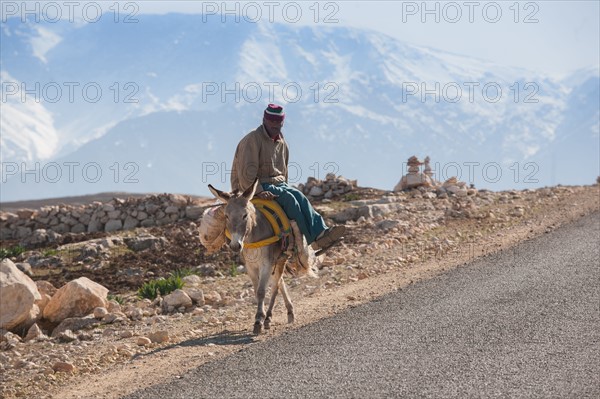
[
  {"x1": 203, "y1": 104, "x2": 345, "y2": 333},
  {"x1": 230, "y1": 103, "x2": 345, "y2": 256}
]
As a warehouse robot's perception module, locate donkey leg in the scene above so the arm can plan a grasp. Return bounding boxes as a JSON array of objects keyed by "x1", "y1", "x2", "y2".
[
  {"x1": 279, "y1": 278, "x2": 295, "y2": 324},
  {"x1": 246, "y1": 258, "x2": 260, "y2": 329},
  {"x1": 264, "y1": 279, "x2": 279, "y2": 330},
  {"x1": 253, "y1": 260, "x2": 272, "y2": 335},
  {"x1": 265, "y1": 260, "x2": 285, "y2": 330}
]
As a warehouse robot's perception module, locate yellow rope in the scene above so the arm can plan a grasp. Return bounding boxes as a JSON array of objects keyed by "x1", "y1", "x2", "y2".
[{"x1": 224, "y1": 199, "x2": 291, "y2": 249}]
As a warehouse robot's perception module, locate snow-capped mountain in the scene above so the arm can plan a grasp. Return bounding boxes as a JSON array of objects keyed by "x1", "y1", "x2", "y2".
[
  {"x1": 1, "y1": 15, "x2": 598, "y2": 201},
  {"x1": 0, "y1": 70, "x2": 59, "y2": 162}
]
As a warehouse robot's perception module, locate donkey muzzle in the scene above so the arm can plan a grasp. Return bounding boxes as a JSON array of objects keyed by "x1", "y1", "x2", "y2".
[{"x1": 229, "y1": 233, "x2": 244, "y2": 251}]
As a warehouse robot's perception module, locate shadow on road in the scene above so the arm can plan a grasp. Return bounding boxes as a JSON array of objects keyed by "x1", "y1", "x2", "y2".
[
  {"x1": 130, "y1": 329, "x2": 255, "y2": 361},
  {"x1": 180, "y1": 330, "x2": 256, "y2": 347}
]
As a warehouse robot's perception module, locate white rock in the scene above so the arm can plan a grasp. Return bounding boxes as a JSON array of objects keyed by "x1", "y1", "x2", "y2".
[
  {"x1": 15, "y1": 262, "x2": 33, "y2": 276},
  {"x1": 20, "y1": 229, "x2": 47, "y2": 246},
  {"x1": 309, "y1": 186, "x2": 324, "y2": 196},
  {"x1": 331, "y1": 207, "x2": 363, "y2": 223},
  {"x1": 183, "y1": 287, "x2": 205, "y2": 306},
  {"x1": 394, "y1": 173, "x2": 433, "y2": 191},
  {"x1": 192, "y1": 308, "x2": 205, "y2": 316},
  {"x1": 0, "y1": 259, "x2": 42, "y2": 331},
  {"x1": 107, "y1": 300, "x2": 121, "y2": 313},
  {"x1": 93, "y1": 307, "x2": 108, "y2": 319},
  {"x1": 1, "y1": 330, "x2": 22, "y2": 348},
  {"x1": 445, "y1": 185, "x2": 468, "y2": 197},
  {"x1": 163, "y1": 289, "x2": 192, "y2": 309},
  {"x1": 137, "y1": 337, "x2": 151, "y2": 346},
  {"x1": 182, "y1": 275, "x2": 202, "y2": 286},
  {"x1": 43, "y1": 277, "x2": 109, "y2": 323},
  {"x1": 24, "y1": 323, "x2": 47, "y2": 342},
  {"x1": 204, "y1": 291, "x2": 222, "y2": 305},
  {"x1": 126, "y1": 308, "x2": 143, "y2": 321},
  {"x1": 99, "y1": 237, "x2": 116, "y2": 248},
  {"x1": 103, "y1": 312, "x2": 127, "y2": 324}
]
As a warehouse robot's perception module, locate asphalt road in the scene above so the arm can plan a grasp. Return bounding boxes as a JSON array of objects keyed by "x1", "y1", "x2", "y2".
[{"x1": 125, "y1": 212, "x2": 599, "y2": 398}]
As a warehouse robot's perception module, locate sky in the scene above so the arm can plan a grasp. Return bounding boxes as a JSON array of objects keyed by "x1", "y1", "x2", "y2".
[
  {"x1": 2, "y1": 1, "x2": 598, "y2": 76},
  {"x1": 134, "y1": 0, "x2": 600, "y2": 77}
]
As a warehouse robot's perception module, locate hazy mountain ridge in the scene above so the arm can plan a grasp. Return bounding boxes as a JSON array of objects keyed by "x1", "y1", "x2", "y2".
[{"x1": 1, "y1": 15, "x2": 598, "y2": 201}]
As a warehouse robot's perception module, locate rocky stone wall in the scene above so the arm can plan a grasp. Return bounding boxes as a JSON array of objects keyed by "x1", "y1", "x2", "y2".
[
  {"x1": 297, "y1": 173, "x2": 357, "y2": 200},
  {"x1": 0, "y1": 194, "x2": 205, "y2": 245}
]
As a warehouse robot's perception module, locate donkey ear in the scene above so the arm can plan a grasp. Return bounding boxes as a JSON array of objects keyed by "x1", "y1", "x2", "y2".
[
  {"x1": 242, "y1": 178, "x2": 259, "y2": 199},
  {"x1": 208, "y1": 184, "x2": 232, "y2": 202}
]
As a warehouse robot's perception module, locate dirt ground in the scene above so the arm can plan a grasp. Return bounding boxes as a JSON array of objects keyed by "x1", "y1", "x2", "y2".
[{"x1": 1, "y1": 184, "x2": 598, "y2": 399}]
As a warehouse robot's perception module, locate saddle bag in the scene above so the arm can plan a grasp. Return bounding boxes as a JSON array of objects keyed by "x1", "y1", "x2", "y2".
[{"x1": 198, "y1": 204, "x2": 226, "y2": 254}]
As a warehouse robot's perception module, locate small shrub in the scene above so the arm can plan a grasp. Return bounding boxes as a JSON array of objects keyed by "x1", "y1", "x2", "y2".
[
  {"x1": 0, "y1": 245, "x2": 25, "y2": 259},
  {"x1": 107, "y1": 294, "x2": 124, "y2": 305},
  {"x1": 343, "y1": 193, "x2": 360, "y2": 202},
  {"x1": 229, "y1": 263, "x2": 239, "y2": 277},
  {"x1": 137, "y1": 276, "x2": 184, "y2": 300},
  {"x1": 42, "y1": 249, "x2": 59, "y2": 257},
  {"x1": 171, "y1": 268, "x2": 197, "y2": 279}
]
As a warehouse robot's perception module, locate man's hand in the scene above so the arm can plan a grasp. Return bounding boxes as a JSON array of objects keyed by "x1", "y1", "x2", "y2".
[{"x1": 256, "y1": 191, "x2": 278, "y2": 200}]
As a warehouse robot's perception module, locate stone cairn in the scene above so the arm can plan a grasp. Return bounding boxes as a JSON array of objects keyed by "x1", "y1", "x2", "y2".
[
  {"x1": 393, "y1": 156, "x2": 433, "y2": 191},
  {"x1": 0, "y1": 194, "x2": 205, "y2": 245},
  {"x1": 423, "y1": 156, "x2": 436, "y2": 183},
  {"x1": 441, "y1": 177, "x2": 470, "y2": 197},
  {"x1": 297, "y1": 173, "x2": 357, "y2": 200},
  {"x1": 393, "y1": 155, "x2": 476, "y2": 197}
]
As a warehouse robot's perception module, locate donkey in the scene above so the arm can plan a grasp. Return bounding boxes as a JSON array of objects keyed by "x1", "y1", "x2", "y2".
[{"x1": 208, "y1": 179, "x2": 295, "y2": 334}]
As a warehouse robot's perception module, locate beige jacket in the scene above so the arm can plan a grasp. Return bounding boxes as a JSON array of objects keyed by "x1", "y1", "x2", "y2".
[{"x1": 231, "y1": 125, "x2": 289, "y2": 193}]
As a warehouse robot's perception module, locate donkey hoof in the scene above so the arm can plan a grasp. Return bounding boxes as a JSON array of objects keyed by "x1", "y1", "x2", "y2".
[
  {"x1": 287, "y1": 313, "x2": 295, "y2": 324},
  {"x1": 264, "y1": 319, "x2": 271, "y2": 330},
  {"x1": 253, "y1": 323, "x2": 263, "y2": 335}
]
